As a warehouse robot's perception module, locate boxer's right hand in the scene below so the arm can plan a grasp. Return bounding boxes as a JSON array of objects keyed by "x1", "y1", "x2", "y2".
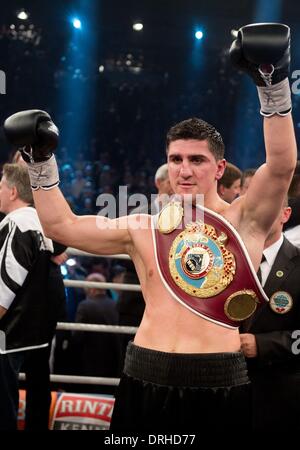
[
  {"x1": 4, "y1": 110, "x2": 60, "y2": 190},
  {"x1": 4, "y1": 110, "x2": 59, "y2": 163}
]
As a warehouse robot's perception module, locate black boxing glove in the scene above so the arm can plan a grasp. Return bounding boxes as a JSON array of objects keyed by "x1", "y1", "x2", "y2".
[
  {"x1": 4, "y1": 109, "x2": 59, "y2": 161},
  {"x1": 229, "y1": 23, "x2": 291, "y2": 116},
  {"x1": 4, "y1": 110, "x2": 60, "y2": 190}
]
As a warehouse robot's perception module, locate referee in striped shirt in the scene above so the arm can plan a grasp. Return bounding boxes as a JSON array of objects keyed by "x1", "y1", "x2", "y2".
[{"x1": 0, "y1": 163, "x2": 54, "y2": 430}]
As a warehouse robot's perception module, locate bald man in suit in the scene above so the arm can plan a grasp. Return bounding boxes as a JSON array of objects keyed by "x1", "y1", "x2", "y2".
[{"x1": 130, "y1": 163, "x2": 173, "y2": 215}]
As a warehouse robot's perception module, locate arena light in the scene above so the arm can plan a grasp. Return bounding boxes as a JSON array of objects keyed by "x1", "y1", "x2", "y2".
[
  {"x1": 17, "y1": 10, "x2": 29, "y2": 20},
  {"x1": 66, "y1": 258, "x2": 77, "y2": 267},
  {"x1": 99, "y1": 65, "x2": 105, "y2": 72},
  {"x1": 72, "y1": 18, "x2": 82, "y2": 29},
  {"x1": 231, "y1": 29, "x2": 238, "y2": 38},
  {"x1": 133, "y1": 22, "x2": 143, "y2": 31},
  {"x1": 60, "y1": 265, "x2": 68, "y2": 276},
  {"x1": 195, "y1": 30, "x2": 204, "y2": 40}
]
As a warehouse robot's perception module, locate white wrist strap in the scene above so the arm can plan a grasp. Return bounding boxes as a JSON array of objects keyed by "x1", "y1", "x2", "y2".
[
  {"x1": 257, "y1": 78, "x2": 292, "y2": 117},
  {"x1": 27, "y1": 154, "x2": 60, "y2": 190}
]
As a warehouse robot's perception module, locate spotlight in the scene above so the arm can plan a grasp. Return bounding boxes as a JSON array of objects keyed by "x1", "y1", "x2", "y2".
[
  {"x1": 133, "y1": 22, "x2": 143, "y2": 31},
  {"x1": 99, "y1": 65, "x2": 105, "y2": 73},
  {"x1": 60, "y1": 265, "x2": 68, "y2": 276},
  {"x1": 17, "y1": 10, "x2": 29, "y2": 20},
  {"x1": 231, "y1": 29, "x2": 238, "y2": 38},
  {"x1": 66, "y1": 258, "x2": 77, "y2": 267},
  {"x1": 72, "y1": 18, "x2": 82, "y2": 29},
  {"x1": 195, "y1": 30, "x2": 204, "y2": 40}
]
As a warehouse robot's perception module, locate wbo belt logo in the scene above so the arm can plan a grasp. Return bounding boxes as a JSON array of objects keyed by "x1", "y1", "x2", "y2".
[
  {"x1": 169, "y1": 221, "x2": 236, "y2": 298},
  {"x1": 0, "y1": 70, "x2": 6, "y2": 94}
]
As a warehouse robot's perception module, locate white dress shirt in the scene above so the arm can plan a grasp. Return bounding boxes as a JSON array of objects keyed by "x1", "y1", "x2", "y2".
[{"x1": 260, "y1": 234, "x2": 284, "y2": 287}]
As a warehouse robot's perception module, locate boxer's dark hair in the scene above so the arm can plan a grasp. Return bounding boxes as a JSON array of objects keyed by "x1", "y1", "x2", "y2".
[{"x1": 166, "y1": 117, "x2": 224, "y2": 160}]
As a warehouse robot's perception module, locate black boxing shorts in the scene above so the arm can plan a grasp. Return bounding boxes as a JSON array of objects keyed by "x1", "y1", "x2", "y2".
[{"x1": 110, "y1": 341, "x2": 252, "y2": 431}]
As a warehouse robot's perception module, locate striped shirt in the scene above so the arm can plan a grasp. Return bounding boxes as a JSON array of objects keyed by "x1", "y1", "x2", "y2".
[{"x1": 0, "y1": 207, "x2": 54, "y2": 353}]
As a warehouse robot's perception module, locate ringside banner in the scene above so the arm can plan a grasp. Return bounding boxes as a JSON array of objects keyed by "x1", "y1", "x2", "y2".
[{"x1": 18, "y1": 391, "x2": 114, "y2": 430}]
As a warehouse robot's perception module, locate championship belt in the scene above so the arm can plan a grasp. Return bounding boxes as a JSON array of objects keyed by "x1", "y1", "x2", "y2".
[{"x1": 152, "y1": 202, "x2": 268, "y2": 329}]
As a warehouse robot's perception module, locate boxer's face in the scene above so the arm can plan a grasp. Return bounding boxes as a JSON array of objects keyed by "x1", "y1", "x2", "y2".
[{"x1": 167, "y1": 139, "x2": 225, "y2": 200}]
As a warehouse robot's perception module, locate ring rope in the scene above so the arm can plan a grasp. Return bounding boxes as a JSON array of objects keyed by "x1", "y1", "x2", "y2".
[
  {"x1": 66, "y1": 247, "x2": 131, "y2": 260},
  {"x1": 56, "y1": 321, "x2": 138, "y2": 334},
  {"x1": 64, "y1": 279, "x2": 142, "y2": 291},
  {"x1": 19, "y1": 373, "x2": 120, "y2": 386}
]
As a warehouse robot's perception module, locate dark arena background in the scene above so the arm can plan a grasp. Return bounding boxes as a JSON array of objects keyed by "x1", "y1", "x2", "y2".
[{"x1": 1, "y1": 0, "x2": 300, "y2": 174}]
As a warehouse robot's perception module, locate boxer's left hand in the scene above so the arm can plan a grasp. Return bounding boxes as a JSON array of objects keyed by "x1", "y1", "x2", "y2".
[
  {"x1": 229, "y1": 23, "x2": 290, "y2": 87},
  {"x1": 240, "y1": 333, "x2": 257, "y2": 358},
  {"x1": 229, "y1": 23, "x2": 291, "y2": 116}
]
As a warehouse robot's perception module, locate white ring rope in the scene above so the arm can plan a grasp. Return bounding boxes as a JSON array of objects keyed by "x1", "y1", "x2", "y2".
[
  {"x1": 19, "y1": 373, "x2": 120, "y2": 386},
  {"x1": 56, "y1": 322, "x2": 138, "y2": 334},
  {"x1": 64, "y1": 279, "x2": 142, "y2": 291},
  {"x1": 67, "y1": 247, "x2": 130, "y2": 260}
]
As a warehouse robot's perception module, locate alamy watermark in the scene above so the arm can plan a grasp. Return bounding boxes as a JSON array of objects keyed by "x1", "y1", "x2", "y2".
[
  {"x1": 0, "y1": 330, "x2": 6, "y2": 353},
  {"x1": 0, "y1": 70, "x2": 6, "y2": 94},
  {"x1": 291, "y1": 330, "x2": 300, "y2": 355},
  {"x1": 95, "y1": 188, "x2": 204, "y2": 230},
  {"x1": 292, "y1": 70, "x2": 300, "y2": 95}
]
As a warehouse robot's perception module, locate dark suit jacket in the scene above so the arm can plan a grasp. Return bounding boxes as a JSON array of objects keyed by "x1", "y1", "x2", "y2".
[
  {"x1": 72, "y1": 295, "x2": 121, "y2": 379},
  {"x1": 240, "y1": 237, "x2": 300, "y2": 430}
]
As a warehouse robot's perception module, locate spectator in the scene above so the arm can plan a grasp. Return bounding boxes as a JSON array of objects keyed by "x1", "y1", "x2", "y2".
[
  {"x1": 72, "y1": 273, "x2": 121, "y2": 393},
  {"x1": 131, "y1": 163, "x2": 173, "y2": 214},
  {"x1": 240, "y1": 199, "x2": 300, "y2": 431},
  {"x1": 109, "y1": 264, "x2": 126, "y2": 302},
  {"x1": 71, "y1": 170, "x2": 85, "y2": 199},
  {"x1": 217, "y1": 162, "x2": 242, "y2": 203},
  {"x1": 240, "y1": 168, "x2": 256, "y2": 195},
  {"x1": 284, "y1": 161, "x2": 300, "y2": 247}
]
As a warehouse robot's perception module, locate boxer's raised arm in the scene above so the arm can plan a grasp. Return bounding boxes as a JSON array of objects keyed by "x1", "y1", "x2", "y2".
[
  {"x1": 230, "y1": 23, "x2": 297, "y2": 233},
  {"x1": 33, "y1": 186, "x2": 132, "y2": 255},
  {"x1": 3, "y1": 110, "x2": 133, "y2": 255},
  {"x1": 243, "y1": 114, "x2": 296, "y2": 233}
]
